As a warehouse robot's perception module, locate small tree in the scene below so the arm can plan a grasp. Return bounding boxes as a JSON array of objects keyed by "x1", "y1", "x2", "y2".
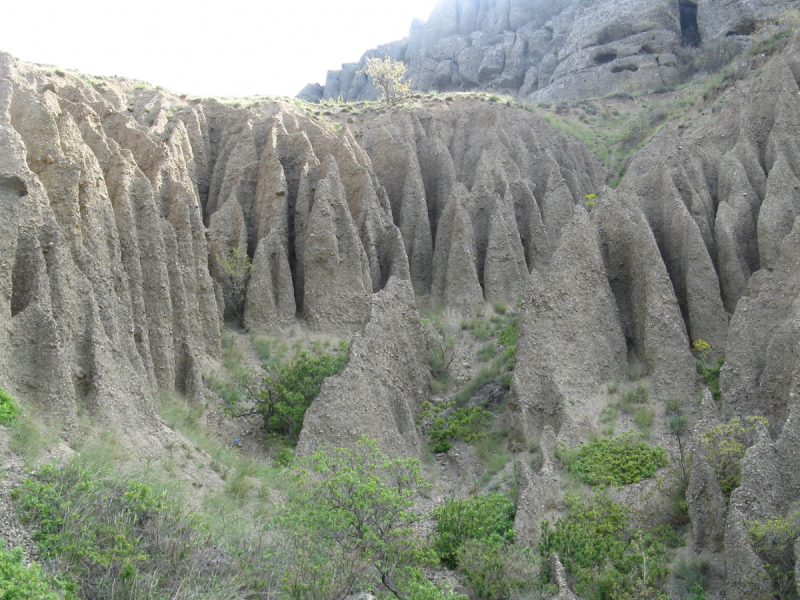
[
  {"x1": 279, "y1": 438, "x2": 460, "y2": 600},
  {"x1": 216, "y1": 242, "x2": 251, "y2": 326},
  {"x1": 362, "y1": 57, "x2": 411, "y2": 102},
  {"x1": 231, "y1": 348, "x2": 348, "y2": 444},
  {"x1": 665, "y1": 398, "x2": 688, "y2": 484}
]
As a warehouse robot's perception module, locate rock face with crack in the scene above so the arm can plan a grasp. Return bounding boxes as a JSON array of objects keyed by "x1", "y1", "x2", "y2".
[{"x1": 300, "y1": 0, "x2": 792, "y2": 103}]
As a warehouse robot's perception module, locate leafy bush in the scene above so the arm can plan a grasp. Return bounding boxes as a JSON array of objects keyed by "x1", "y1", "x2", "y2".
[
  {"x1": 746, "y1": 511, "x2": 800, "y2": 599},
  {"x1": 675, "y1": 37, "x2": 743, "y2": 80},
  {"x1": 673, "y1": 556, "x2": 712, "y2": 600},
  {"x1": 477, "y1": 342, "x2": 497, "y2": 363},
  {"x1": 698, "y1": 358, "x2": 724, "y2": 401},
  {"x1": 692, "y1": 339, "x2": 724, "y2": 401},
  {"x1": 559, "y1": 434, "x2": 668, "y2": 486},
  {"x1": 697, "y1": 416, "x2": 769, "y2": 501},
  {"x1": 13, "y1": 460, "x2": 262, "y2": 599},
  {"x1": 497, "y1": 317, "x2": 517, "y2": 349},
  {"x1": 362, "y1": 56, "x2": 410, "y2": 102},
  {"x1": 0, "y1": 540, "x2": 76, "y2": 599},
  {"x1": 281, "y1": 438, "x2": 462, "y2": 600},
  {"x1": 215, "y1": 242, "x2": 251, "y2": 325},
  {"x1": 433, "y1": 492, "x2": 515, "y2": 569},
  {"x1": 227, "y1": 347, "x2": 348, "y2": 444},
  {"x1": 429, "y1": 405, "x2": 493, "y2": 453},
  {"x1": 539, "y1": 492, "x2": 671, "y2": 599},
  {"x1": 456, "y1": 540, "x2": 540, "y2": 600},
  {"x1": 0, "y1": 385, "x2": 19, "y2": 425}
]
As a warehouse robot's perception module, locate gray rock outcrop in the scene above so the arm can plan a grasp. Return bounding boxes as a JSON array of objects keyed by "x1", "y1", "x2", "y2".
[
  {"x1": 302, "y1": 157, "x2": 372, "y2": 333},
  {"x1": 296, "y1": 277, "x2": 429, "y2": 457},
  {"x1": 302, "y1": 0, "x2": 790, "y2": 103},
  {"x1": 0, "y1": 52, "x2": 220, "y2": 439},
  {"x1": 508, "y1": 207, "x2": 627, "y2": 448},
  {"x1": 513, "y1": 426, "x2": 565, "y2": 548}
]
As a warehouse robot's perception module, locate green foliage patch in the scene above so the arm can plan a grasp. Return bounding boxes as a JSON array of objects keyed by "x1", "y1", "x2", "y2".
[
  {"x1": 428, "y1": 405, "x2": 493, "y2": 453},
  {"x1": 746, "y1": 511, "x2": 800, "y2": 600},
  {"x1": 433, "y1": 492, "x2": 516, "y2": 569},
  {"x1": 225, "y1": 344, "x2": 348, "y2": 445},
  {"x1": 0, "y1": 385, "x2": 19, "y2": 425},
  {"x1": 13, "y1": 460, "x2": 261, "y2": 599},
  {"x1": 281, "y1": 438, "x2": 463, "y2": 600},
  {"x1": 539, "y1": 492, "x2": 672, "y2": 599},
  {"x1": 697, "y1": 416, "x2": 769, "y2": 501},
  {"x1": 0, "y1": 541, "x2": 76, "y2": 599},
  {"x1": 559, "y1": 433, "x2": 668, "y2": 486},
  {"x1": 673, "y1": 556, "x2": 712, "y2": 600}
]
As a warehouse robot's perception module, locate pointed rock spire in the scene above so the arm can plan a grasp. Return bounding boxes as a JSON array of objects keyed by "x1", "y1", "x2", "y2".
[
  {"x1": 431, "y1": 185, "x2": 483, "y2": 312},
  {"x1": 483, "y1": 193, "x2": 527, "y2": 304},
  {"x1": 303, "y1": 156, "x2": 371, "y2": 333}
]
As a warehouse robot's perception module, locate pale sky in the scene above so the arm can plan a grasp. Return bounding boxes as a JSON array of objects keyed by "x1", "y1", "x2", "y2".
[{"x1": 3, "y1": 0, "x2": 441, "y2": 98}]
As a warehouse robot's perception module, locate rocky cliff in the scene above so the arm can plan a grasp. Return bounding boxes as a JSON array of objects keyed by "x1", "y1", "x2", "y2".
[{"x1": 299, "y1": 0, "x2": 796, "y2": 103}]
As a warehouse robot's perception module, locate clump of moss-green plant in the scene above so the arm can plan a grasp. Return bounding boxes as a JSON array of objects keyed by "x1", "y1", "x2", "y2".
[
  {"x1": 692, "y1": 339, "x2": 724, "y2": 401},
  {"x1": 697, "y1": 416, "x2": 769, "y2": 501},
  {"x1": 223, "y1": 344, "x2": 349, "y2": 445},
  {"x1": 746, "y1": 511, "x2": 800, "y2": 600},
  {"x1": 602, "y1": 383, "x2": 653, "y2": 435},
  {"x1": 0, "y1": 540, "x2": 76, "y2": 599},
  {"x1": 673, "y1": 556, "x2": 713, "y2": 600},
  {"x1": 539, "y1": 491, "x2": 674, "y2": 599},
  {"x1": 422, "y1": 316, "x2": 456, "y2": 393},
  {"x1": 559, "y1": 433, "x2": 668, "y2": 486},
  {"x1": 0, "y1": 385, "x2": 19, "y2": 424},
  {"x1": 13, "y1": 459, "x2": 267, "y2": 599},
  {"x1": 425, "y1": 402, "x2": 493, "y2": 453},
  {"x1": 433, "y1": 492, "x2": 515, "y2": 568}
]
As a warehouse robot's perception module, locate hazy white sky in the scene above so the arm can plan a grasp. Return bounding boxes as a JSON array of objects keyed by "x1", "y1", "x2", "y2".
[{"x1": 3, "y1": 0, "x2": 441, "y2": 98}]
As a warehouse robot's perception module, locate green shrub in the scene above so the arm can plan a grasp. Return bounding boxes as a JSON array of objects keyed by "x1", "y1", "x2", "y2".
[
  {"x1": 673, "y1": 556, "x2": 712, "y2": 600},
  {"x1": 476, "y1": 342, "x2": 497, "y2": 362},
  {"x1": 422, "y1": 317, "x2": 456, "y2": 389},
  {"x1": 456, "y1": 540, "x2": 540, "y2": 599},
  {"x1": 0, "y1": 385, "x2": 19, "y2": 425},
  {"x1": 618, "y1": 384, "x2": 649, "y2": 412},
  {"x1": 433, "y1": 492, "x2": 515, "y2": 568},
  {"x1": 635, "y1": 406, "x2": 655, "y2": 435},
  {"x1": 497, "y1": 317, "x2": 517, "y2": 348},
  {"x1": 698, "y1": 359, "x2": 724, "y2": 401},
  {"x1": 13, "y1": 460, "x2": 261, "y2": 599},
  {"x1": 746, "y1": 511, "x2": 799, "y2": 599},
  {"x1": 697, "y1": 416, "x2": 769, "y2": 501},
  {"x1": 676, "y1": 37, "x2": 743, "y2": 80},
  {"x1": 559, "y1": 433, "x2": 668, "y2": 486},
  {"x1": 281, "y1": 438, "x2": 462, "y2": 600},
  {"x1": 429, "y1": 405, "x2": 493, "y2": 453},
  {"x1": 0, "y1": 540, "x2": 76, "y2": 599},
  {"x1": 250, "y1": 335, "x2": 272, "y2": 361},
  {"x1": 225, "y1": 348, "x2": 348, "y2": 445},
  {"x1": 539, "y1": 492, "x2": 671, "y2": 599}
]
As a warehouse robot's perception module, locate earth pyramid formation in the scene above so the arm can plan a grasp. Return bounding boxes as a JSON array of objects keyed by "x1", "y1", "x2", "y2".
[{"x1": 4, "y1": 9, "x2": 800, "y2": 596}]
